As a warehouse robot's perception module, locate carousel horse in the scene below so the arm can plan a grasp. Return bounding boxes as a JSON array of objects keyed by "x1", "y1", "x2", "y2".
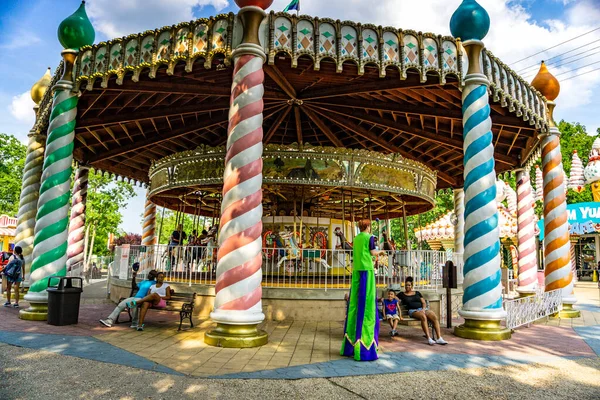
[
  {"x1": 334, "y1": 227, "x2": 353, "y2": 272},
  {"x1": 200, "y1": 225, "x2": 219, "y2": 274},
  {"x1": 276, "y1": 231, "x2": 331, "y2": 273}
]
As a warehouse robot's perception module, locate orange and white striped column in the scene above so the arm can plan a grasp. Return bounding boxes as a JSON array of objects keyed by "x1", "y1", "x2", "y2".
[{"x1": 531, "y1": 61, "x2": 579, "y2": 317}]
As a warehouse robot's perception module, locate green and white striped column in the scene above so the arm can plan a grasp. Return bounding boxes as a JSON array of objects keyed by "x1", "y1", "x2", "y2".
[{"x1": 20, "y1": 78, "x2": 78, "y2": 320}]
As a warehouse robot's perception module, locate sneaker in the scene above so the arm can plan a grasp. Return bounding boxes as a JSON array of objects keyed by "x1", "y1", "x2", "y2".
[
  {"x1": 99, "y1": 318, "x2": 113, "y2": 327},
  {"x1": 428, "y1": 337, "x2": 435, "y2": 346},
  {"x1": 130, "y1": 324, "x2": 139, "y2": 329},
  {"x1": 137, "y1": 324, "x2": 144, "y2": 331},
  {"x1": 12, "y1": 303, "x2": 19, "y2": 308},
  {"x1": 392, "y1": 330, "x2": 398, "y2": 337},
  {"x1": 3, "y1": 302, "x2": 11, "y2": 307},
  {"x1": 436, "y1": 337, "x2": 448, "y2": 345}
]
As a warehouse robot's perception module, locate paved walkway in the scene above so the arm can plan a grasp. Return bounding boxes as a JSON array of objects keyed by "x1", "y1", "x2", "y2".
[{"x1": 1, "y1": 282, "x2": 599, "y2": 381}]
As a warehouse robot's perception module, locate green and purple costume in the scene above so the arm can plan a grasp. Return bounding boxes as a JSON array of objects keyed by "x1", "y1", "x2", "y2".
[{"x1": 341, "y1": 231, "x2": 379, "y2": 361}]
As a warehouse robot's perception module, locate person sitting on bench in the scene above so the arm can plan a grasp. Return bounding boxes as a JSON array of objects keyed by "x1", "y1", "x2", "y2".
[
  {"x1": 397, "y1": 276, "x2": 448, "y2": 346},
  {"x1": 128, "y1": 272, "x2": 171, "y2": 331},
  {"x1": 100, "y1": 265, "x2": 157, "y2": 328},
  {"x1": 383, "y1": 289, "x2": 403, "y2": 336}
]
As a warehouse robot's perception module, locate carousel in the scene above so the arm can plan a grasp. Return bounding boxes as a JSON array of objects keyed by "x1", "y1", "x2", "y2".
[{"x1": 16, "y1": 0, "x2": 580, "y2": 345}]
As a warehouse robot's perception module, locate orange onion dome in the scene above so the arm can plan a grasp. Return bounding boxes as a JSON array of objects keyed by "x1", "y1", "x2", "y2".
[{"x1": 531, "y1": 61, "x2": 560, "y2": 101}]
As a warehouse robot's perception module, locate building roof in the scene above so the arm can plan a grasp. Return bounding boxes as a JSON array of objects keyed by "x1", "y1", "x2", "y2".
[{"x1": 34, "y1": 12, "x2": 547, "y2": 203}]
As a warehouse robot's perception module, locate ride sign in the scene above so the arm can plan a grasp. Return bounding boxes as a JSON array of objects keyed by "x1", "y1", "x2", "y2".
[{"x1": 537, "y1": 202, "x2": 600, "y2": 240}]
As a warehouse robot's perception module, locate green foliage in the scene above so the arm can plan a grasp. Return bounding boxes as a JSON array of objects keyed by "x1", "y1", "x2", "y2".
[
  {"x1": 156, "y1": 209, "x2": 211, "y2": 244},
  {"x1": 390, "y1": 190, "x2": 454, "y2": 249},
  {"x1": 557, "y1": 120, "x2": 595, "y2": 176},
  {"x1": 0, "y1": 133, "x2": 26, "y2": 216},
  {"x1": 86, "y1": 172, "x2": 135, "y2": 255}
]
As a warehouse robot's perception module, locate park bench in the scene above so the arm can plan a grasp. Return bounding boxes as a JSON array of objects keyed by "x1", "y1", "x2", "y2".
[{"x1": 115, "y1": 290, "x2": 196, "y2": 331}]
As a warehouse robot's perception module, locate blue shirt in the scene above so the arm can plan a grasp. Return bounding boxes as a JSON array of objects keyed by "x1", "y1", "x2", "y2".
[
  {"x1": 135, "y1": 280, "x2": 155, "y2": 298},
  {"x1": 383, "y1": 298, "x2": 399, "y2": 315}
]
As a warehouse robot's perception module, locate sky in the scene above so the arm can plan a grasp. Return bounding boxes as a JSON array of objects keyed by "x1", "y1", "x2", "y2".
[{"x1": 0, "y1": 0, "x2": 599, "y2": 234}]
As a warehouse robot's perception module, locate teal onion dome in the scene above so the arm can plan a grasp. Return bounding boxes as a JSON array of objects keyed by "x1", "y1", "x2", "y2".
[
  {"x1": 450, "y1": 0, "x2": 490, "y2": 41},
  {"x1": 57, "y1": 1, "x2": 95, "y2": 50}
]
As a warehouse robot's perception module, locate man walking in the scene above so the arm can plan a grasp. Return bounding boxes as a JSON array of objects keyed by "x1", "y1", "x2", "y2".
[{"x1": 100, "y1": 265, "x2": 158, "y2": 328}]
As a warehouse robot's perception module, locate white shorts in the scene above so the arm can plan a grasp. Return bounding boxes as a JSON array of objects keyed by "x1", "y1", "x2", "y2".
[{"x1": 386, "y1": 314, "x2": 400, "y2": 320}]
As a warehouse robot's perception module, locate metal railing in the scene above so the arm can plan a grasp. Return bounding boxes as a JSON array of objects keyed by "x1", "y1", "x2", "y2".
[
  {"x1": 503, "y1": 288, "x2": 562, "y2": 330},
  {"x1": 111, "y1": 245, "x2": 452, "y2": 290}
]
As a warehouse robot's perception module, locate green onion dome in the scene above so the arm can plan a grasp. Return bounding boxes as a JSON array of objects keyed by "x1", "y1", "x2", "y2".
[{"x1": 57, "y1": 1, "x2": 95, "y2": 50}]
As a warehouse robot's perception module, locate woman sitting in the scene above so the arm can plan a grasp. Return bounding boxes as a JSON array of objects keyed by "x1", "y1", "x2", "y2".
[
  {"x1": 127, "y1": 272, "x2": 171, "y2": 331},
  {"x1": 397, "y1": 276, "x2": 447, "y2": 345}
]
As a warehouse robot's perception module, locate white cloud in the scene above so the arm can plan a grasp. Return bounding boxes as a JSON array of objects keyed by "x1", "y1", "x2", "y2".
[
  {"x1": 87, "y1": 0, "x2": 230, "y2": 38},
  {"x1": 9, "y1": 91, "x2": 35, "y2": 127},
  {"x1": 0, "y1": 31, "x2": 41, "y2": 50}
]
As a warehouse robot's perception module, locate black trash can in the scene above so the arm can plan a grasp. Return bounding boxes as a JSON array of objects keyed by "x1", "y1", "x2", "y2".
[{"x1": 47, "y1": 277, "x2": 83, "y2": 326}]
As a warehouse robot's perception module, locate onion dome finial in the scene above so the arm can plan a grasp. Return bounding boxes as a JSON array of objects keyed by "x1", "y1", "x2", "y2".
[
  {"x1": 450, "y1": 0, "x2": 490, "y2": 41},
  {"x1": 234, "y1": 0, "x2": 274, "y2": 9},
  {"x1": 30, "y1": 67, "x2": 52, "y2": 105},
  {"x1": 531, "y1": 61, "x2": 560, "y2": 101},
  {"x1": 57, "y1": 1, "x2": 95, "y2": 50}
]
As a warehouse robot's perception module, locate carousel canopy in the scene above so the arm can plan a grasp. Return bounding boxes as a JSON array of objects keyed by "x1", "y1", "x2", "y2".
[{"x1": 35, "y1": 12, "x2": 547, "y2": 192}]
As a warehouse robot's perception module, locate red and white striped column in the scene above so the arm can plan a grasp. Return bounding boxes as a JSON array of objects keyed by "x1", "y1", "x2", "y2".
[
  {"x1": 208, "y1": 2, "x2": 272, "y2": 335},
  {"x1": 142, "y1": 195, "x2": 157, "y2": 246},
  {"x1": 66, "y1": 165, "x2": 90, "y2": 271},
  {"x1": 515, "y1": 169, "x2": 538, "y2": 295}
]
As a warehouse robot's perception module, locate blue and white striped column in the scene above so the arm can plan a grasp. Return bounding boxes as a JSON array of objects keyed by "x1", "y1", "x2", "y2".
[{"x1": 451, "y1": 0, "x2": 510, "y2": 340}]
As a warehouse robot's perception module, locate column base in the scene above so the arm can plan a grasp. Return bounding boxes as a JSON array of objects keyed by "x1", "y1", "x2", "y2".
[
  {"x1": 205, "y1": 323, "x2": 268, "y2": 348},
  {"x1": 517, "y1": 291, "x2": 535, "y2": 298},
  {"x1": 454, "y1": 319, "x2": 511, "y2": 341},
  {"x1": 19, "y1": 291, "x2": 48, "y2": 321},
  {"x1": 551, "y1": 303, "x2": 580, "y2": 319}
]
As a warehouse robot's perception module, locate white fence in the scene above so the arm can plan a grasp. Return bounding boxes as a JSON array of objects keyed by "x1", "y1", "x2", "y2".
[
  {"x1": 504, "y1": 289, "x2": 562, "y2": 330},
  {"x1": 112, "y1": 245, "x2": 452, "y2": 290}
]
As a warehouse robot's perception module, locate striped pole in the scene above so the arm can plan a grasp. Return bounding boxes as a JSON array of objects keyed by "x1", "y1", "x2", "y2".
[
  {"x1": 453, "y1": 188, "x2": 464, "y2": 254},
  {"x1": 453, "y1": 39, "x2": 509, "y2": 340},
  {"x1": 205, "y1": 3, "x2": 269, "y2": 348},
  {"x1": 142, "y1": 195, "x2": 157, "y2": 246},
  {"x1": 66, "y1": 165, "x2": 89, "y2": 272},
  {"x1": 541, "y1": 124, "x2": 578, "y2": 316},
  {"x1": 570, "y1": 236, "x2": 579, "y2": 283},
  {"x1": 20, "y1": 52, "x2": 78, "y2": 321},
  {"x1": 515, "y1": 169, "x2": 538, "y2": 295},
  {"x1": 14, "y1": 129, "x2": 46, "y2": 283},
  {"x1": 535, "y1": 166, "x2": 543, "y2": 202}
]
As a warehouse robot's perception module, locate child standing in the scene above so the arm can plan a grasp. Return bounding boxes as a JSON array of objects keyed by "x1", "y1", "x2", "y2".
[{"x1": 383, "y1": 289, "x2": 402, "y2": 336}]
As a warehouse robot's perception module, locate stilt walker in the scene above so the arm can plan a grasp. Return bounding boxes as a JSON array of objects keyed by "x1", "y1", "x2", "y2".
[
  {"x1": 531, "y1": 62, "x2": 579, "y2": 318},
  {"x1": 205, "y1": 0, "x2": 273, "y2": 348},
  {"x1": 450, "y1": 0, "x2": 510, "y2": 340},
  {"x1": 14, "y1": 68, "x2": 52, "y2": 283},
  {"x1": 515, "y1": 169, "x2": 538, "y2": 296},
  {"x1": 66, "y1": 165, "x2": 90, "y2": 272},
  {"x1": 20, "y1": 1, "x2": 95, "y2": 320}
]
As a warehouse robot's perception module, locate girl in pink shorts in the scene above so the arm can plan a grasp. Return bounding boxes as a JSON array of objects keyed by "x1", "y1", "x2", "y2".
[{"x1": 128, "y1": 272, "x2": 171, "y2": 331}]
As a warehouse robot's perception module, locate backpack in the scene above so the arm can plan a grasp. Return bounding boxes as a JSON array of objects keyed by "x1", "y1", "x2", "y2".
[{"x1": 3, "y1": 257, "x2": 23, "y2": 280}]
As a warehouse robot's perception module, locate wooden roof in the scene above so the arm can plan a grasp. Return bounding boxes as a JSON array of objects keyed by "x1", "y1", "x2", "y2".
[{"x1": 72, "y1": 53, "x2": 539, "y2": 189}]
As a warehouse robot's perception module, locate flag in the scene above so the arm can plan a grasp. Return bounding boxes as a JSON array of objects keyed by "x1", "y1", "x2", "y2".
[{"x1": 284, "y1": 0, "x2": 300, "y2": 13}]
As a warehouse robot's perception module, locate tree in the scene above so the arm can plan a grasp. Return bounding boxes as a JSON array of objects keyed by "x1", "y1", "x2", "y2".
[
  {"x1": 155, "y1": 209, "x2": 210, "y2": 244},
  {"x1": 0, "y1": 133, "x2": 26, "y2": 216},
  {"x1": 85, "y1": 172, "x2": 136, "y2": 256},
  {"x1": 113, "y1": 233, "x2": 142, "y2": 246}
]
